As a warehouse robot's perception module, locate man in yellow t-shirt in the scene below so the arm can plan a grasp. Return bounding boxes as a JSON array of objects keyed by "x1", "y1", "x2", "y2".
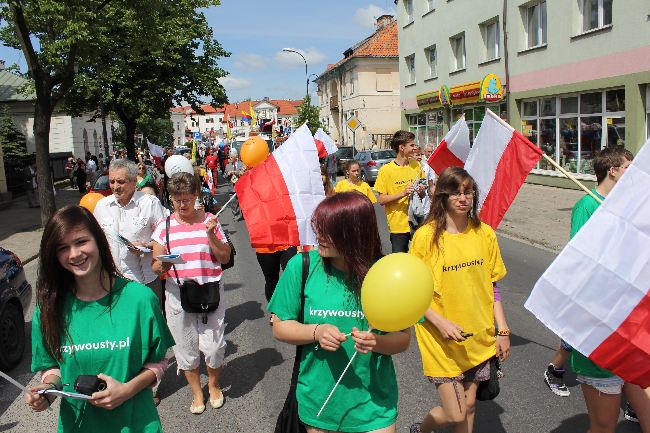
[{"x1": 374, "y1": 131, "x2": 425, "y2": 252}]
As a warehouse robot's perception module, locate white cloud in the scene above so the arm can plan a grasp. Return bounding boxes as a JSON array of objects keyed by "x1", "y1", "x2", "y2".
[
  {"x1": 233, "y1": 53, "x2": 268, "y2": 70},
  {"x1": 353, "y1": 4, "x2": 394, "y2": 29},
  {"x1": 275, "y1": 48, "x2": 327, "y2": 69},
  {"x1": 219, "y1": 76, "x2": 251, "y2": 90}
]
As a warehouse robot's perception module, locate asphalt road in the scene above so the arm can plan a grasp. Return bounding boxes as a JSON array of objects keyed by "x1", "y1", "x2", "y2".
[{"x1": 0, "y1": 193, "x2": 642, "y2": 433}]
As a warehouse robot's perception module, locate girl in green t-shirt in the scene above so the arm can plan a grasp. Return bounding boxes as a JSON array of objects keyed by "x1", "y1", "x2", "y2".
[
  {"x1": 25, "y1": 205, "x2": 174, "y2": 433},
  {"x1": 269, "y1": 192, "x2": 411, "y2": 433}
]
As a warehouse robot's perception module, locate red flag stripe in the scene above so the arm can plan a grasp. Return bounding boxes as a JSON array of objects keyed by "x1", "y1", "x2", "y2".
[
  {"x1": 235, "y1": 155, "x2": 300, "y2": 248},
  {"x1": 315, "y1": 139, "x2": 327, "y2": 158},
  {"x1": 588, "y1": 289, "x2": 650, "y2": 388},
  {"x1": 478, "y1": 130, "x2": 543, "y2": 228},
  {"x1": 427, "y1": 140, "x2": 465, "y2": 176}
]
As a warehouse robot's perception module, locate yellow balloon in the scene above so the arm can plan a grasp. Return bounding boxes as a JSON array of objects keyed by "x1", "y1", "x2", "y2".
[
  {"x1": 240, "y1": 136, "x2": 269, "y2": 168},
  {"x1": 361, "y1": 253, "x2": 434, "y2": 332},
  {"x1": 79, "y1": 192, "x2": 105, "y2": 213}
]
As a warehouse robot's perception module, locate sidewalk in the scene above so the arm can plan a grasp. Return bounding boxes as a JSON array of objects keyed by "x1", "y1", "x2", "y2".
[
  {"x1": 0, "y1": 183, "x2": 586, "y2": 265},
  {"x1": 0, "y1": 188, "x2": 83, "y2": 264}
]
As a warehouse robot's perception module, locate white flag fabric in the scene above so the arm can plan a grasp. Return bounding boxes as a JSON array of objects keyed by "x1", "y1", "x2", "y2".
[
  {"x1": 525, "y1": 139, "x2": 650, "y2": 387},
  {"x1": 314, "y1": 128, "x2": 338, "y2": 158},
  {"x1": 147, "y1": 139, "x2": 164, "y2": 158}
]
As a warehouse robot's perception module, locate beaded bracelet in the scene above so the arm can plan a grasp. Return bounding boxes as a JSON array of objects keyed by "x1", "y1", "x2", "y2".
[
  {"x1": 313, "y1": 324, "x2": 320, "y2": 342},
  {"x1": 497, "y1": 329, "x2": 510, "y2": 336}
]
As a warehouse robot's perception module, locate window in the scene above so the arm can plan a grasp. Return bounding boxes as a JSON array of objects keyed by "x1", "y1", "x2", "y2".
[
  {"x1": 525, "y1": 1, "x2": 547, "y2": 48},
  {"x1": 580, "y1": 0, "x2": 612, "y2": 33},
  {"x1": 405, "y1": 0, "x2": 414, "y2": 23},
  {"x1": 425, "y1": 45, "x2": 437, "y2": 78},
  {"x1": 521, "y1": 88, "x2": 626, "y2": 176},
  {"x1": 350, "y1": 72, "x2": 355, "y2": 95},
  {"x1": 450, "y1": 33, "x2": 466, "y2": 71},
  {"x1": 452, "y1": 103, "x2": 507, "y2": 144},
  {"x1": 481, "y1": 19, "x2": 499, "y2": 61},
  {"x1": 425, "y1": 0, "x2": 435, "y2": 13},
  {"x1": 376, "y1": 70, "x2": 392, "y2": 92},
  {"x1": 405, "y1": 54, "x2": 416, "y2": 84}
]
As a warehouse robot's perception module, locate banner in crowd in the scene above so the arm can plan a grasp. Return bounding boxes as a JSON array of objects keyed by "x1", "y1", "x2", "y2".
[
  {"x1": 525, "y1": 139, "x2": 650, "y2": 387},
  {"x1": 235, "y1": 124, "x2": 324, "y2": 248}
]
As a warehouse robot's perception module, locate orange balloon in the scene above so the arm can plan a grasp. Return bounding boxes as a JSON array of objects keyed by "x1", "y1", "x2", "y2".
[
  {"x1": 240, "y1": 136, "x2": 269, "y2": 168},
  {"x1": 79, "y1": 192, "x2": 105, "y2": 213}
]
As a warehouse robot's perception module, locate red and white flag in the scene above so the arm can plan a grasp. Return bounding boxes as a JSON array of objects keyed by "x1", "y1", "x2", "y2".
[
  {"x1": 464, "y1": 109, "x2": 543, "y2": 229},
  {"x1": 147, "y1": 139, "x2": 164, "y2": 158},
  {"x1": 314, "y1": 128, "x2": 338, "y2": 158},
  {"x1": 206, "y1": 167, "x2": 214, "y2": 194},
  {"x1": 427, "y1": 115, "x2": 470, "y2": 175},
  {"x1": 525, "y1": 139, "x2": 650, "y2": 387},
  {"x1": 235, "y1": 124, "x2": 325, "y2": 248}
]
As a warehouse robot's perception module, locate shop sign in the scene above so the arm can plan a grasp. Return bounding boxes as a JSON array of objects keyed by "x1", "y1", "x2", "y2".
[
  {"x1": 438, "y1": 74, "x2": 506, "y2": 106},
  {"x1": 416, "y1": 89, "x2": 441, "y2": 110},
  {"x1": 439, "y1": 85, "x2": 451, "y2": 106},
  {"x1": 480, "y1": 74, "x2": 504, "y2": 102}
]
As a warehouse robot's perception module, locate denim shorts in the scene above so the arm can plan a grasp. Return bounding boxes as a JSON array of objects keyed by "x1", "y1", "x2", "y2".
[{"x1": 576, "y1": 374, "x2": 624, "y2": 395}]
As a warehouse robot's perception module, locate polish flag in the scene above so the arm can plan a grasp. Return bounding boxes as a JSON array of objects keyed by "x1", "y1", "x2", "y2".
[
  {"x1": 427, "y1": 115, "x2": 470, "y2": 175},
  {"x1": 235, "y1": 124, "x2": 325, "y2": 248},
  {"x1": 314, "y1": 128, "x2": 338, "y2": 158},
  {"x1": 464, "y1": 109, "x2": 543, "y2": 229},
  {"x1": 206, "y1": 167, "x2": 214, "y2": 194},
  {"x1": 525, "y1": 139, "x2": 650, "y2": 387}
]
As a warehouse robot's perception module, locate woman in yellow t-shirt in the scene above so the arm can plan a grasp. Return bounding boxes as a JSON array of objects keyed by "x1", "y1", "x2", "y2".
[
  {"x1": 408, "y1": 167, "x2": 510, "y2": 433},
  {"x1": 333, "y1": 160, "x2": 377, "y2": 203}
]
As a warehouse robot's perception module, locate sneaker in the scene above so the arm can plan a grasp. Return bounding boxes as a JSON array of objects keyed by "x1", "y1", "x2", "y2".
[
  {"x1": 624, "y1": 402, "x2": 639, "y2": 423},
  {"x1": 544, "y1": 364, "x2": 570, "y2": 397},
  {"x1": 409, "y1": 423, "x2": 422, "y2": 433}
]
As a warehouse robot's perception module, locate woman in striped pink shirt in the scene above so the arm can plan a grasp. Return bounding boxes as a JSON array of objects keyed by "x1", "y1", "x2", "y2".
[{"x1": 151, "y1": 172, "x2": 231, "y2": 415}]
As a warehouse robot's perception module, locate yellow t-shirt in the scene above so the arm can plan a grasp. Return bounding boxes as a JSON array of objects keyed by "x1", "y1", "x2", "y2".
[
  {"x1": 409, "y1": 222, "x2": 507, "y2": 377},
  {"x1": 374, "y1": 160, "x2": 425, "y2": 233},
  {"x1": 333, "y1": 179, "x2": 377, "y2": 203}
]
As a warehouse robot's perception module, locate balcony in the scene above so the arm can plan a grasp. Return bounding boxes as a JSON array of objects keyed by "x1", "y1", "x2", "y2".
[{"x1": 330, "y1": 95, "x2": 339, "y2": 111}]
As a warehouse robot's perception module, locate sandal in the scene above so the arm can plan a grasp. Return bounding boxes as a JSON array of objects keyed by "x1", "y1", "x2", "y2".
[
  {"x1": 209, "y1": 389, "x2": 224, "y2": 409},
  {"x1": 190, "y1": 399, "x2": 205, "y2": 414}
]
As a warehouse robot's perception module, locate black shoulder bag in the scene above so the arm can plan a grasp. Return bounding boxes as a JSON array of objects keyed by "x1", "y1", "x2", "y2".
[
  {"x1": 166, "y1": 216, "x2": 220, "y2": 324},
  {"x1": 476, "y1": 356, "x2": 501, "y2": 401},
  {"x1": 274, "y1": 252, "x2": 309, "y2": 433}
]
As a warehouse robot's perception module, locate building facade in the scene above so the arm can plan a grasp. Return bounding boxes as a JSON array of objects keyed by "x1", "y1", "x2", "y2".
[
  {"x1": 315, "y1": 15, "x2": 401, "y2": 150},
  {"x1": 396, "y1": 0, "x2": 650, "y2": 187}
]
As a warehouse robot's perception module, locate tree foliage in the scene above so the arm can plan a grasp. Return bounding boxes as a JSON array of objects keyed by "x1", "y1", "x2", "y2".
[
  {"x1": 295, "y1": 96, "x2": 324, "y2": 135},
  {"x1": 64, "y1": 0, "x2": 230, "y2": 160},
  {"x1": 0, "y1": 107, "x2": 27, "y2": 159}
]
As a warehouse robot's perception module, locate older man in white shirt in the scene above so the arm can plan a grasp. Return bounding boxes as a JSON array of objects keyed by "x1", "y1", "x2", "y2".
[{"x1": 94, "y1": 159, "x2": 165, "y2": 300}]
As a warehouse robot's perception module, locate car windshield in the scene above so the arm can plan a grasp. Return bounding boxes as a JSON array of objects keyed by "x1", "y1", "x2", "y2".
[
  {"x1": 371, "y1": 150, "x2": 396, "y2": 160},
  {"x1": 94, "y1": 175, "x2": 109, "y2": 190},
  {"x1": 337, "y1": 147, "x2": 353, "y2": 159}
]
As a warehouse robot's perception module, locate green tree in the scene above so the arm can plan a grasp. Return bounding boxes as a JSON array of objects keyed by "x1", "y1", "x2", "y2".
[
  {"x1": 64, "y1": 0, "x2": 229, "y2": 161},
  {"x1": 0, "y1": 108, "x2": 26, "y2": 159},
  {"x1": 295, "y1": 96, "x2": 324, "y2": 135}
]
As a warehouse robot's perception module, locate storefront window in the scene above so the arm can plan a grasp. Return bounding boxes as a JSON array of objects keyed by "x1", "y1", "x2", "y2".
[
  {"x1": 522, "y1": 88, "x2": 626, "y2": 177},
  {"x1": 409, "y1": 113, "x2": 443, "y2": 147}
]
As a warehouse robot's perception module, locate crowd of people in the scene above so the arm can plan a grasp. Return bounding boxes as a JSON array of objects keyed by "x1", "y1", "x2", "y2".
[{"x1": 23, "y1": 131, "x2": 648, "y2": 433}]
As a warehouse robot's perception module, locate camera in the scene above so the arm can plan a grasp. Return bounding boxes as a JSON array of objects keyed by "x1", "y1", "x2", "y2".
[{"x1": 74, "y1": 375, "x2": 107, "y2": 396}]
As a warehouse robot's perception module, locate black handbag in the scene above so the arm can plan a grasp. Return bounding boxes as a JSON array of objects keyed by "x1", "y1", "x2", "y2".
[
  {"x1": 476, "y1": 356, "x2": 501, "y2": 401},
  {"x1": 274, "y1": 252, "x2": 309, "y2": 433},
  {"x1": 166, "y1": 216, "x2": 221, "y2": 324}
]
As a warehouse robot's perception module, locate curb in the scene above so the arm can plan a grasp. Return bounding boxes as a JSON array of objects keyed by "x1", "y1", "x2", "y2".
[{"x1": 22, "y1": 254, "x2": 39, "y2": 266}]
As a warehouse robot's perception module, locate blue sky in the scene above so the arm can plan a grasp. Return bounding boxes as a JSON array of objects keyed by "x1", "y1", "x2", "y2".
[{"x1": 0, "y1": 0, "x2": 396, "y2": 105}]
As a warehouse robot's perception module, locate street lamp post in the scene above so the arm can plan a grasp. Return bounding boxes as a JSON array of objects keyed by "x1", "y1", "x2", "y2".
[{"x1": 282, "y1": 48, "x2": 309, "y2": 103}]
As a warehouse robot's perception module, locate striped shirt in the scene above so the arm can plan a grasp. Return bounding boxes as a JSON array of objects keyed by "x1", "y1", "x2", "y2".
[{"x1": 152, "y1": 213, "x2": 227, "y2": 286}]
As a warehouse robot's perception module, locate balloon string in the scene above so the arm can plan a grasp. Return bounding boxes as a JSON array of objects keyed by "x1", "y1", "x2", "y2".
[{"x1": 316, "y1": 326, "x2": 372, "y2": 418}]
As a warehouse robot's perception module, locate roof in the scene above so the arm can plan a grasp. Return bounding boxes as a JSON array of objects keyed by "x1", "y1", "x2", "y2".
[
  {"x1": 316, "y1": 18, "x2": 397, "y2": 80},
  {"x1": 171, "y1": 99, "x2": 303, "y2": 118},
  {"x1": 0, "y1": 70, "x2": 35, "y2": 102}
]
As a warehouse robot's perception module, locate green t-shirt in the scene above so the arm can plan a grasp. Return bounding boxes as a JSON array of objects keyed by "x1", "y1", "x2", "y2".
[
  {"x1": 568, "y1": 189, "x2": 613, "y2": 378},
  {"x1": 267, "y1": 251, "x2": 398, "y2": 432},
  {"x1": 31, "y1": 277, "x2": 175, "y2": 433}
]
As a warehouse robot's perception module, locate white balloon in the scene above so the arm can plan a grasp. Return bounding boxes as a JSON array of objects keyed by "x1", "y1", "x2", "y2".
[{"x1": 164, "y1": 155, "x2": 194, "y2": 176}]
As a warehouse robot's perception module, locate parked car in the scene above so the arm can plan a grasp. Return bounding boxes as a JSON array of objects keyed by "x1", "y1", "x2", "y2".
[
  {"x1": 356, "y1": 149, "x2": 397, "y2": 184},
  {"x1": 335, "y1": 146, "x2": 357, "y2": 175},
  {"x1": 173, "y1": 146, "x2": 192, "y2": 156},
  {"x1": 88, "y1": 172, "x2": 112, "y2": 196},
  {"x1": 0, "y1": 247, "x2": 32, "y2": 371}
]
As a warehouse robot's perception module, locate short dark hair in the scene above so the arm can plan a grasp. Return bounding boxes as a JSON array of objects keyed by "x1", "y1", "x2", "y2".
[
  {"x1": 389, "y1": 130, "x2": 415, "y2": 152},
  {"x1": 168, "y1": 171, "x2": 198, "y2": 196},
  {"x1": 593, "y1": 147, "x2": 633, "y2": 184}
]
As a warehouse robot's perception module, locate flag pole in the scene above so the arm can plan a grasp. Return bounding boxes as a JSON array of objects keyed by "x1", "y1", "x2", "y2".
[{"x1": 485, "y1": 109, "x2": 602, "y2": 204}]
